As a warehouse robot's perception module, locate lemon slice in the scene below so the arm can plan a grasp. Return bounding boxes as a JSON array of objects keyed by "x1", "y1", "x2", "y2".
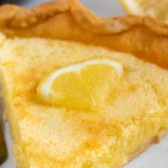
[
  {"x1": 120, "y1": 0, "x2": 168, "y2": 22},
  {"x1": 37, "y1": 58, "x2": 123, "y2": 111}
]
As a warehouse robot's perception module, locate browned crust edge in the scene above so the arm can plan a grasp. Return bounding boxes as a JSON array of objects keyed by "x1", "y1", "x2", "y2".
[
  {"x1": 0, "y1": 0, "x2": 168, "y2": 69},
  {"x1": 0, "y1": 0, "x2": 168, "y2": 35}
]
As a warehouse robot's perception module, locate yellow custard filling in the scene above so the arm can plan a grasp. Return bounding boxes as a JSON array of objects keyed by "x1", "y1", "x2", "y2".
[{"x1": 0, "y1": 33, "x2": 168, "y2": 168}]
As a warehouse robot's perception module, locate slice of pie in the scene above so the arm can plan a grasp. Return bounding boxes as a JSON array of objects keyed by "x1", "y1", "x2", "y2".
[{"x1": 0, "y1": 0, "x2": 168, "y2": 168}]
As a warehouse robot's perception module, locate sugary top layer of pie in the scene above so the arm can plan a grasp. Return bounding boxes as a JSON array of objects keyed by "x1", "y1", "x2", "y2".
[{"x1": 0, "y1": 33, "x2": 168, "y2": 167}]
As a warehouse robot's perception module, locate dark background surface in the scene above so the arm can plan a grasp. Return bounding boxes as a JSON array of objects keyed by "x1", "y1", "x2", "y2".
[{"x1": 0, "y1": 0, "x2": 21, "y2": 5}]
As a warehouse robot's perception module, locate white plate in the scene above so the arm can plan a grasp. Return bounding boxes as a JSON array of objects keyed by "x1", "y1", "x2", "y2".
[{"x1": 1, "y1": 0, "x2": 168, "y2": 168}]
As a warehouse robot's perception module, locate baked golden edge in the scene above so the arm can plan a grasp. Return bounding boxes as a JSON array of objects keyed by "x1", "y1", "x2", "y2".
[
  {"x1": 0, "y1": 0, "x2": 168, "y2": 167},
  {"x1": 0, "y1": 0, "x2": 168, "y2": 69}
]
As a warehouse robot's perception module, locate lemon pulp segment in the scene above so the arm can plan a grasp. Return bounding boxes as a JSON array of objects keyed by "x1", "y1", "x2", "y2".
[
  {"x1": 37, "y1": 58, "x2": 123, "y2": 110},
  {"x1": 120, "y1": 0, "x2": 168, "y2": 22}
]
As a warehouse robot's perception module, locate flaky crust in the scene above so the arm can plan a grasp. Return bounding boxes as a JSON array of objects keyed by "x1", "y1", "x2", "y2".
[{"x1": 0, "y1": 0, "x2": 168, "y2": 69}]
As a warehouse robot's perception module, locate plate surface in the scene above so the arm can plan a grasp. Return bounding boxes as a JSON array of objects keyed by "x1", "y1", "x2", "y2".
[{"x1": 1, "y1": 0, "x2": 168, "y2": 168}]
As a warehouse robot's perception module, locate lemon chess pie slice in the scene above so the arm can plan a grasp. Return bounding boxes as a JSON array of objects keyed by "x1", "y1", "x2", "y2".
[{"x1": 0, "y1": 0, "x2": 168, "y2": 168}]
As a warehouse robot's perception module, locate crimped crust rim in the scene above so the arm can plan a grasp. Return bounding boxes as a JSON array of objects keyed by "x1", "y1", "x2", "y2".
[{"x1": 0, "y1": 0, "x2": 168, "y2": 35}]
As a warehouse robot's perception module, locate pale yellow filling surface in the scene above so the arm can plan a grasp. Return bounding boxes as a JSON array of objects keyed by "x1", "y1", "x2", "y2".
[{"x1": 0, "y1": 34, "x2": 168, "y2": 168}]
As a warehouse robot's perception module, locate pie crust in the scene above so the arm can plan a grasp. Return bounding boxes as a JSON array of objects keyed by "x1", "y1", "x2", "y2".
[{"x1": 0, "y1": 0, "x2": 168, "y2": 69}]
